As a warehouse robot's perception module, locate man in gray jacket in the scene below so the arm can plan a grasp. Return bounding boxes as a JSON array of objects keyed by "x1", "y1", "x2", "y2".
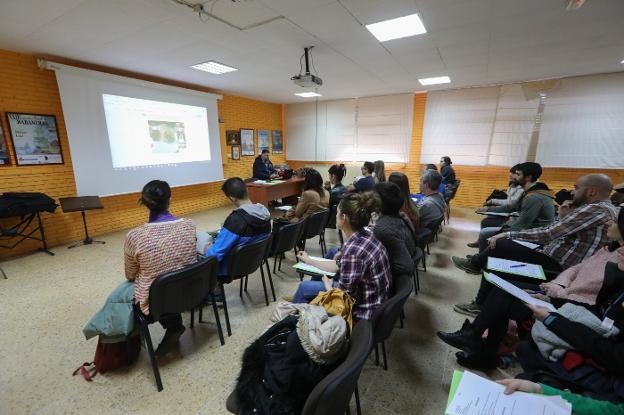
[
  {"x1": 418, "y1": 169, "x2": 447, "y2": 229},
  {"x1": 455, "y1": 162, "x2": 555, "y2": 271}
]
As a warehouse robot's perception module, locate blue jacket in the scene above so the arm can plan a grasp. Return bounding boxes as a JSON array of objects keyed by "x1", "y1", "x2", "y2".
[{"x1": 206, "y1": 203, "x2": 272, "y2": 276}]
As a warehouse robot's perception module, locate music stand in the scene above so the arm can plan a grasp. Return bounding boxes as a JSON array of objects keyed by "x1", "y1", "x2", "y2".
[{"x1": 59, "y1": 196, "x2": 105, "y2": 249}]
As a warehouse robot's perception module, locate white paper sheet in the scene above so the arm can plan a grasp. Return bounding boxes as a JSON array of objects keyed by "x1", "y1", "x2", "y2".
[
  {"x1": 275, "y1": 205, "x2": 293, "y2": 211},
  {"x1": 293, "y1": 262, "x2": 336, "y2": 277},
  {"x1": 476, "y1": 211, "x2": 519, "y2": 217},
  {"x1": 484, "y1": 273, "x2": 556, "y2": 312},
  {"x1": 447, "y1": 371, "x2": 571, "y2": 415},
  {"x1": 513, "y1": 240, "x2": 540, "y2": 250},
  {"x1": 487, "y1": 257, "x2": 546, "y2": 280}
]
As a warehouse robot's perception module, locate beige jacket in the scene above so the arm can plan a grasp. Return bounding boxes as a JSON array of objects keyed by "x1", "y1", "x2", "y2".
[{"x1": 294, "y1": 189, "x2": 329, "y2": 220}]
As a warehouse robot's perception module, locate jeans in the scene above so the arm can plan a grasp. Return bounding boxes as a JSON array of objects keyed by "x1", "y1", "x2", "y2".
[
  {"x1": 478, "y1": 227, "x2": 502, "y2": 252},
  {"x1": 292, "y1": 280, "x2": 338, "y2": 303},
  {"x1": 481, "y1": 215, "x2": 508, "y2": 229}
]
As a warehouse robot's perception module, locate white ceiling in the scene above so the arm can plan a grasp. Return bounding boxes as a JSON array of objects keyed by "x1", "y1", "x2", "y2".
[{"x1": 0, "y1": 0, "x2": 623, "y2": 103}]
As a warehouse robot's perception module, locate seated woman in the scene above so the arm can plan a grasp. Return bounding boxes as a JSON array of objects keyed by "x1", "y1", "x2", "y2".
[
  {"x1": 286, "y1": 169, "x2": 329, "y2": 222},
  {"x1": 437, "y1": 209, "x2": 624, "y2": 370},
  {"x1": 125, "y1": 180, "x2": 197, "y2": 355},
  {"x1": 373, "y1": 181, "x2": 417, "y2": 275},
  {"x1": 497, "y1": 378, "x2": 624, "y2": 415},
  {"x1": 373, "y1": 160, "x2": 386, "y2": 183},
  {"x1": 388, "y1": 172, "x2": 420, "y2": 232},
  {"x1": 291, "y1": 192, "x2": 392, "y2": 321},
  {"x1": 325, "y1": 164, "x2": 347, "y2": 208}
]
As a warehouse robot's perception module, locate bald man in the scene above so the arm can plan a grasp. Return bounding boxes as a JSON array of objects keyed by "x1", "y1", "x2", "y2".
[{"x1": 451, "y1": 174, "x2": 619, "y2": 317}]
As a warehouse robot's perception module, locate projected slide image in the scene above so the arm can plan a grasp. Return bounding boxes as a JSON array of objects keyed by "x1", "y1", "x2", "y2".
[
  {"x1": 103, "y1": 94, "x2": 211, "y2": 169},
  {"x1": 148, "y1": 120, "x2": 187, "y2": 154}
]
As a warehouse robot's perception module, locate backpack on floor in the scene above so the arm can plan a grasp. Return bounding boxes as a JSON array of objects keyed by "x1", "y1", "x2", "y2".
[{"x1": 73, "y1": 334, "x2": 141, "y2": 381}]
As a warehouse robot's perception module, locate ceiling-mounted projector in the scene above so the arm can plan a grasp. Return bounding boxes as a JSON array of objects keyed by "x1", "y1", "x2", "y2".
[{"x1": 291, "y1": 47, "x2": 323, "y2": 88}]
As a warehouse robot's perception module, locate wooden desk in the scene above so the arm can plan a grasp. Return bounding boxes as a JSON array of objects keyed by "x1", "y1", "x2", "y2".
[{"x1": 246, "y1": 177, "x2": 305, "y2": 207}]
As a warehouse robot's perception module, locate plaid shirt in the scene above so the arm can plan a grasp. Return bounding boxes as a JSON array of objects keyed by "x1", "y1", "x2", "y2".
[
  {"x1": 337, "y1": 228, "x2": 392, "y2": 321},
  {"x1": 510, "y1": 200, "x2": 618, "y2": 270}
]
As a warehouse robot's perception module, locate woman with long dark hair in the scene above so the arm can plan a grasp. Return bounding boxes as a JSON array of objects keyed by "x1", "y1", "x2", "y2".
[
  {"x1": 388, "y1": 172, "x2": 420, "y2": 231},
  {"x1": 125, "y1": 180, "x2": 197, "y2": 355},
  {"x1": 326, "y1": 163, "x2": 347, "y2": 208},
  {"x1": 286, "y1": 168, "x2": 329, "y2": 221}
]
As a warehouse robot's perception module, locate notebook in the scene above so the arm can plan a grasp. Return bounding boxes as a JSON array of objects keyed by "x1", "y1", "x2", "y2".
[
  {"x1": 486, "y1": 257, "x2": 546, "y2": 280},
  {"x1": 292, "y1": 262, "x2": 336, "y2": 277},
  {"x1": 483, "y1": 272, "x2": 556, "y2": 312}
]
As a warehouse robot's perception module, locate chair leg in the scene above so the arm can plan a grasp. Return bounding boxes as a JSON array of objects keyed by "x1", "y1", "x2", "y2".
[
  {"x1": 244, "y1": 275, "x2": 249, "y2": 292},
  {"x1": 239, "y1": 278, "x2": 243, "y2": 297},
  {"x1": 422, "y1": 254, "x2": 427, "y2": 272},
  {"x1": 220, "y1": 284, "x2": 232, "y2": 336},
  {"x1": 139, "y1": 321, "x2": 163, "y2": 391},
  {"x1": 426, "y1": 243, "x2": 430, "y2": 255},
  {"x1": 273, "y1": 256, "x2": 278, "y2": 273},
  {"x1": 190, "y1": 308, "x2": 195, "y2": 328},
  {"x1": 260, "y1": 266, "x2": 270, "y2": 306},
  {"x1": 354, "y1": 383, "x2": 362, "y2": 415},
  {"x1": 374, "y1": 343, "x2": 380, "y2": 366},
  {"x1": 279, "y1": 253, "x2": 285, "y2": 271},
  {"x1": 265, "y1": 260, "x2": 276, "y2": 301},
  {"x1": 400, "y1": 309, "x2": 405, "y2": 328},
  {"x1": 382, "y1": 341, "x2": 388, "y2": 371},
  {"x1": 199, "y1": 306, "x2": 203, "y2": 323},
  {"x1": 211, "y1": 293, "x2": 225, "y2": 346}
]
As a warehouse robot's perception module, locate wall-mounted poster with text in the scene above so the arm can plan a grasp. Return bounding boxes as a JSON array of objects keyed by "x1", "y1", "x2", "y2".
[
  {"x1": 258, "y1": 129, "x2": 270, "y2": 153},
  {"x1": 272, "y1": 130, "x2": 283, "y2": 154},
  {"x1": 6, "y1": 112, "x2": 63, "y2": 165}
]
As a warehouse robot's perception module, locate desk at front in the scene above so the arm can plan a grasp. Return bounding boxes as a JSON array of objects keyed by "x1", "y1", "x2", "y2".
[{"x1": 246, "y1": 178, "x2": 305, "y2": 207}]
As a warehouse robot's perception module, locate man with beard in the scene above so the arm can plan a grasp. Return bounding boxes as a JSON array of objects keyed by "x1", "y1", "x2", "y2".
[{"x1": 451, "y1": 174, "x2": 617, "y2": 317}]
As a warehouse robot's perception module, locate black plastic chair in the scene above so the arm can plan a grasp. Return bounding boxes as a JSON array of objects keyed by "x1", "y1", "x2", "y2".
[
  {"x1": 412, "y1": 247, "x2": 424, "y2": 295},
  {"x1": 414, "y1": 228, "x2": 432, "y2": 272},
  {"x1": 300, "y1": 209, "x2": 330, "y2": 257},
  {"x1": 301, "y1": 320, "x2": 373, "y2": 415},
  {"x1": 225, "y1": 320, "x2": 373, "y2": 415},
  {"x1": 425, "y1": 217, "x2": 444, "y2": 254},
  {"x1": 269, "y1": 219, "x2": 306, "y2": 273},
  {"x1": 220, "y1": 235, "x2": 273, "y2": 336},
  {"x1": 445, "y1": 180, "x2": 461, "y2": 223},
  {"x1": 371, "y1": 274, "x2": 413, "y2": 370},
  {"x1": 324, "y1": 204, "x2": 344, "y2": 246},
  {"x1": 134, "y1": 256, "x2": 223, "y2": 391}
]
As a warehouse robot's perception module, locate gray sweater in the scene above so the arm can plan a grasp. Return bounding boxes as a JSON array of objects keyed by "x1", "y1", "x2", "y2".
[
  {"x1": 373, "y1": 213, "x2": 417, "y2": 276},
  {"x1": 419, "y1": 193, "x2": 447, "y2": 229}
]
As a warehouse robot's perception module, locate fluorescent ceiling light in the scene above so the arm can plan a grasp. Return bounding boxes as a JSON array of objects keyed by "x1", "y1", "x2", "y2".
[
  {"x1": 191, "y1": 61, "x2": 237, "y2": 74},
  {"x1": 365, "y1": 13, "x2": 427, "y2": 42},
  {"x1": 418, "y1": 76, "x2": 451, "y2": 86},
  {"x1": 621, "y1": 59, "x2": 624, "y2": 64},
  {"x1": 294, "y1": 92, "x2": 322, "y2": 98}
]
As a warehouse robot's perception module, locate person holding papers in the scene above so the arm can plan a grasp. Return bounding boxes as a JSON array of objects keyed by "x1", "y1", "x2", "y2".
[
  {"x1": 498, "y1": 378, "x2": 624, "y2": 415},
  {"x1": 466, "y1": 163, "x2": 551, "y2": 250},
  {"x1": 437, "y1": 209, "x2": 624, "y2": 371},
  {"x1": 452, "y1": 174, "x2": 617, "y2": 278},
  {"x1": 290, "y1": 192, "x2": 392, "y2": 321}
]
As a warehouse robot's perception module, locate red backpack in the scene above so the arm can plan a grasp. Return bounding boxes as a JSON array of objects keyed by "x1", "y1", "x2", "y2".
[{"x1": 73, "y1": 335, "x2": 141, "y2": 381}]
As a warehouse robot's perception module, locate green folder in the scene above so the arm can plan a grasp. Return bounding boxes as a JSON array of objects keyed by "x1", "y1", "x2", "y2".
[{"x1": 446, "y1": 370, "x2": 464, "y2": 411}]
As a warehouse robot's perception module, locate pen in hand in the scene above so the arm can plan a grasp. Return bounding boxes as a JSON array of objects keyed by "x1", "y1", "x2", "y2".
[{"x1": 510, "y1": 264, "x2": 526, "y2": 268}]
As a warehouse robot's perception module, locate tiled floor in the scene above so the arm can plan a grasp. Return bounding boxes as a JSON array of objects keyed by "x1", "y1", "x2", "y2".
[{"x1": 0, "y1": 206, "x2": 517, "y2": 414}]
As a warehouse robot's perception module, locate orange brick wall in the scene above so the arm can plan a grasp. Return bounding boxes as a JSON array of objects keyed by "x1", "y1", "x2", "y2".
[
  {"x1": 288, "y1": 92, "x2": 624, "y2": 208},
  {"x1": 0, "y1": 49, "x2": 284, "y2": 258}
]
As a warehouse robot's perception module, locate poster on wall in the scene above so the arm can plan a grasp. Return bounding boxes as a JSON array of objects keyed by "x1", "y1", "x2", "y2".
[
  {"x1": 258, "y1": 129, "x2": 270, "y2": 153},
  {"x1": 0, "y1": 119, "x2": 10, "y2": 165},
  {"x1": 6, "y1": 112, "x2": 63, "y2": 165},
  {"x1": 231, "y1": 145, "x2": 241, "y2": 160},
  {"x1": 272, "y1": 130, "x2": 283, "y2": 154},
  {"x1": 240, "y1": 128, "x2": 254, "y2": 156},
  {"x1": 226, "y1": 130, "x2": 241, "y2": 145}
]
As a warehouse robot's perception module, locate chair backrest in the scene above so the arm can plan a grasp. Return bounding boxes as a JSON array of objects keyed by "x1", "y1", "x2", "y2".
[
  {"x1": 301, "y1": 320, "x2": 373, "y2": 415},
  {"x1": 226, "y1": 235, "x2": 271, "y2": 278},
  {"x1": 426, "y1": 217, "x2": 444, "y2": 235},
  {"x1": 446, "y1": 180, "x2": 461, "y2": 202},
  {"x1": 414, "y1": 228, "x2": 432, "y2": 249},
  {"x1": 325, "y1": 204, "x2": 338, "y2": 229},
  {"x1": 271, "y1": 220, "x2": 306, "y2": 255},
  {"x1": 302, "y1": 209, "x2": 329, "y2": 240},
  {"x1": 148, "y1": 256, "x2": 219, "y2": 320},
  {"x1": 371, "y1": 274, "x2": 413, "y2": 343}
]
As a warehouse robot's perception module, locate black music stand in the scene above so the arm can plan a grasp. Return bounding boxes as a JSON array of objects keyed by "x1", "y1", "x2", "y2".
[{"x1": 59, "y1": 196, "x2": 105, "y2": 249}]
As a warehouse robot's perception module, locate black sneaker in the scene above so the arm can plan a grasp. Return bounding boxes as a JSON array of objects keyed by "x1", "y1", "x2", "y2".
[
  {"x1": 437, "y1": 320, "x2": 483, "y2": 353},
  {"x1": 455, "y1": 350, "x2": 497, "y2": 371},
  {"x1": 453, "y1": 301, "x2": 482, "y2": 318},
  {"x1": 451, "y1": 256, "x2": 482, "y2": 275},
  {"x1": 155, "y1": 326, "x2": 185, "y2": 356}
]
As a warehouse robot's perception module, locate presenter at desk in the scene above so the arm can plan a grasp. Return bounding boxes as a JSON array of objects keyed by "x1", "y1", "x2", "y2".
[{"x1": 253, "y1": 149, "x2": 276, "y2": 180}]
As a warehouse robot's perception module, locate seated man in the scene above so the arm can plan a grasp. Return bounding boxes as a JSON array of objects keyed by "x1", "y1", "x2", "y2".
[
  {"x1": 468, "y1": 164, "x2": 524, "y2": 242},
  {"x1": 346, "y1": 161, "x2": 375, "y2": 192},
  {"x1": 453, "y1": 174, "x2": 617, "y2": 276},
  {"x1": 204, "y1": 177, "x2": 272, "y2": 278},
  {"x1": 418, "y1": 169, "x2": 447, "y2": 229},
  {"x1": 252, "y1": 149, "x2": 275, "y2": 180},
  {"x1": 467, "y1": 162, "x2": 555, "y2": 253}
]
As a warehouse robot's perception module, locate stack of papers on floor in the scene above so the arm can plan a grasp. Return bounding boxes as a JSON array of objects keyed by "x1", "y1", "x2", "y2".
[
  {"x1": 446, "y1": 371, "x2": 571, "y2": 415},
  {"x1": 487, "y1": 257, "x2": 546, "y2": 280},
  {"x1": 293, "y1": 262, "x2": 336, "y2": 277},
  {"x1": 484, "y1": 272, "x2": 556, "y2": 312}
]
